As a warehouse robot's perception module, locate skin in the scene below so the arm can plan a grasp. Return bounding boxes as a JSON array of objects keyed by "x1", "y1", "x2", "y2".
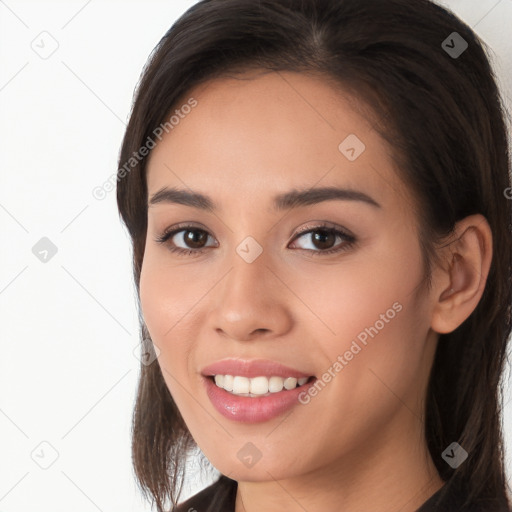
[{"x1": 139, "y1": 70, "x2": 492, "y2": 512}]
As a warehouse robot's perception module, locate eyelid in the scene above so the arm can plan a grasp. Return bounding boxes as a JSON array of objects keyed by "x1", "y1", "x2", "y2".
[
  {"x1": 288, "y1": 222, "x2": 356, "y2": 254},
  {"x1": 291, "y1": 220, "x2": 355, "y2": 238},
  {"x1": 155, "y1": 220, "x2": 356, "y2": 256},
  {"x1": 156, "y1": 220, "x2": 354, "y2": 239},
  {"x1": 155, "y1": 221, "x2": 209, "y2": 240},
  {"x1": 154, "y1": 222, "x2": 217, "y2": 245}
]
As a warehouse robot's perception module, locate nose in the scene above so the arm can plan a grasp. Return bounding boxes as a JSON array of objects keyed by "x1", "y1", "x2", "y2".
[{"x1": 208, "y1": 250, "x2": 294, "y2": 342}]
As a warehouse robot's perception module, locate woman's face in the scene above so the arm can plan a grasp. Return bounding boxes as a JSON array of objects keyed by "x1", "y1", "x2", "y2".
[{"x1": 140, "y1": 71, "x2": 440, "y2": 482}]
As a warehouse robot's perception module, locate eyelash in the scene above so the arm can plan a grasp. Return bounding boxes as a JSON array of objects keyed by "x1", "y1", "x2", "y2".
[{"x1": 154, "y1": 222, "x2": 357, "y2": 257}]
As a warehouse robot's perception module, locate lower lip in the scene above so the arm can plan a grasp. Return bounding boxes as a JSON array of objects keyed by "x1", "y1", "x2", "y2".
[{"x1": 203, "y1": 376, "x2": 316, "y2": 423}]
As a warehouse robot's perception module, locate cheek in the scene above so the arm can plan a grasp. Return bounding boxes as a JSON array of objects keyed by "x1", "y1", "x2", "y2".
[
  {"x1": 292, "y1": 238, "x2": 429, "y2": 402},
  {"x1": 275, "y1": 269, "x2": 429, "y2": 472},
  {"x1": 139, "y1": 248, "x2": 218, "y2": 416},
  {"x1": 292, "y1": 238, "x2": 424, "y2": 350},
  {"x1": 139, "y1": 246, "x2": 208, "y2": 338},
  {"x1": 139, "y1": 252, "x2": 197, "y2": 375}
]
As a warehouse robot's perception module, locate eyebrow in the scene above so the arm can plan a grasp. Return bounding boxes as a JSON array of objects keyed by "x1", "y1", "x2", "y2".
[{"x1": 148, "y1": 185, "x2": 381, "y2": 211}]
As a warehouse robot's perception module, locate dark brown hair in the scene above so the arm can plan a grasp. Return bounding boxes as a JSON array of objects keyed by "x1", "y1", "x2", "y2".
[{"x1": 116, "y1": 0, "x2": 512, "y2": 510}]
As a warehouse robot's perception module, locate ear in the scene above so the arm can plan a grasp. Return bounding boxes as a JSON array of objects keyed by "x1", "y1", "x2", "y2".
[{"x1": 430, "y1": 214, "x2": 493, "y2": 334}]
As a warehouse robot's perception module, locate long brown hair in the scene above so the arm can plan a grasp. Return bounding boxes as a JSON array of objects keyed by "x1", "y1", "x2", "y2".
[{"x1": 116, "y1": 1, "x2": 512, "y2": 510}]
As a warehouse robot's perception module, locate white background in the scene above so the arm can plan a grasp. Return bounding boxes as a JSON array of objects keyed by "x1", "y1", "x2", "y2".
[{"x1": 0, "y1": 1, "x2": 511, "y2": 511}]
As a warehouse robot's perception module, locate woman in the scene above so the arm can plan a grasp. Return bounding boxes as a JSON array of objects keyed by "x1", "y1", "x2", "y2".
[{"x1": 116, "y1": 0, "x2": 512, "y2": 510}]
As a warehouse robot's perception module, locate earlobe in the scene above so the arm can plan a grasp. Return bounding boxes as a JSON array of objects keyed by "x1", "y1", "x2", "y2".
[{"x1": 430, "y1": 215, "x2": 493, "y2": 334}]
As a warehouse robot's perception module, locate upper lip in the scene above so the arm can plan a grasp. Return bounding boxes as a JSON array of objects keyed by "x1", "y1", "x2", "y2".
[{"x1": 201, "y1": 358, "x2": 314, "y2": 379}]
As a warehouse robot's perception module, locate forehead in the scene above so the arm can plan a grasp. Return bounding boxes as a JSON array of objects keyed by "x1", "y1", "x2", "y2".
[{"x1": 145, "y1": 70, "x2": 407, "y2": 214}]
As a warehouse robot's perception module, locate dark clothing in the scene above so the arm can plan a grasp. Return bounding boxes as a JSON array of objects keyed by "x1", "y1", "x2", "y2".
[{"x1": 174, "y1": 475, "x2": 511, "y2": 511}]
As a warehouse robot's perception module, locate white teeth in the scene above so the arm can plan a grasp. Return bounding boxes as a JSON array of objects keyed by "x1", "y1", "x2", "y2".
[
  {"x1": 284, "y1": 377, "x2": 297, "y2": 390},
  {"x1": 268, "y1": 376, "x2": 284, "y2": 393},
  {"x1": 223, "y1": 374, "x2": 234, "y2": 392},
  {"x1": 249, "y1": 376, "x2": 269, "y2": 395},
  {"x1": 233, "y1": 376, "x2": 250, "y2": 394},
  {"x1": 213, "y1": 374, "x2": 310, "y2": 396}
]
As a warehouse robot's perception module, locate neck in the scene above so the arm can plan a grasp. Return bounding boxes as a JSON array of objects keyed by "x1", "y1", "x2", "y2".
[{"x1": 234, "y1": 411, "x2": 444, "y2": 512}]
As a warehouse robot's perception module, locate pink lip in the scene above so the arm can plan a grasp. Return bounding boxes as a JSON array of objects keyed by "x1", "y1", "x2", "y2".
[
  {"x1": 201, "y1": 358, "x2": 313, "y2": 379},
  {"x1": 201, "y1": 359, "x2": 316, "y2": 423}
]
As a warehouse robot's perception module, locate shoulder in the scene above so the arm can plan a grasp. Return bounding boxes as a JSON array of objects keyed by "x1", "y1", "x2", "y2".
[
  {"x1": 417, "y1": 481, "x2": 511, "y2": 512},
  {"x1": 174, "y1": 476, "x2": 237, "y2": 512}
]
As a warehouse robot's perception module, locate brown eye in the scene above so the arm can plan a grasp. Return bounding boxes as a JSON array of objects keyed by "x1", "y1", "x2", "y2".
[
  {"x1": 290, "y1": 226, "x2": 355, "y2": 255},
  {"x1": 310, "y1": 230, "x2": 336, "y2": 250},
  {"x1": 155, "y1": 223, "x2": 356, "y2": 257},
  {"x1": 155, "y1": 226, "x2": 217, "y2": 255},
  {"x1": 181, "y1": 229, "x2": 209, "y2": 249}
]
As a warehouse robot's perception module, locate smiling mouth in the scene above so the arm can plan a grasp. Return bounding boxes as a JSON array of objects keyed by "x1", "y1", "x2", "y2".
[{"x1": 208, "y1": 374, "x2": 315, "y2": 397}]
